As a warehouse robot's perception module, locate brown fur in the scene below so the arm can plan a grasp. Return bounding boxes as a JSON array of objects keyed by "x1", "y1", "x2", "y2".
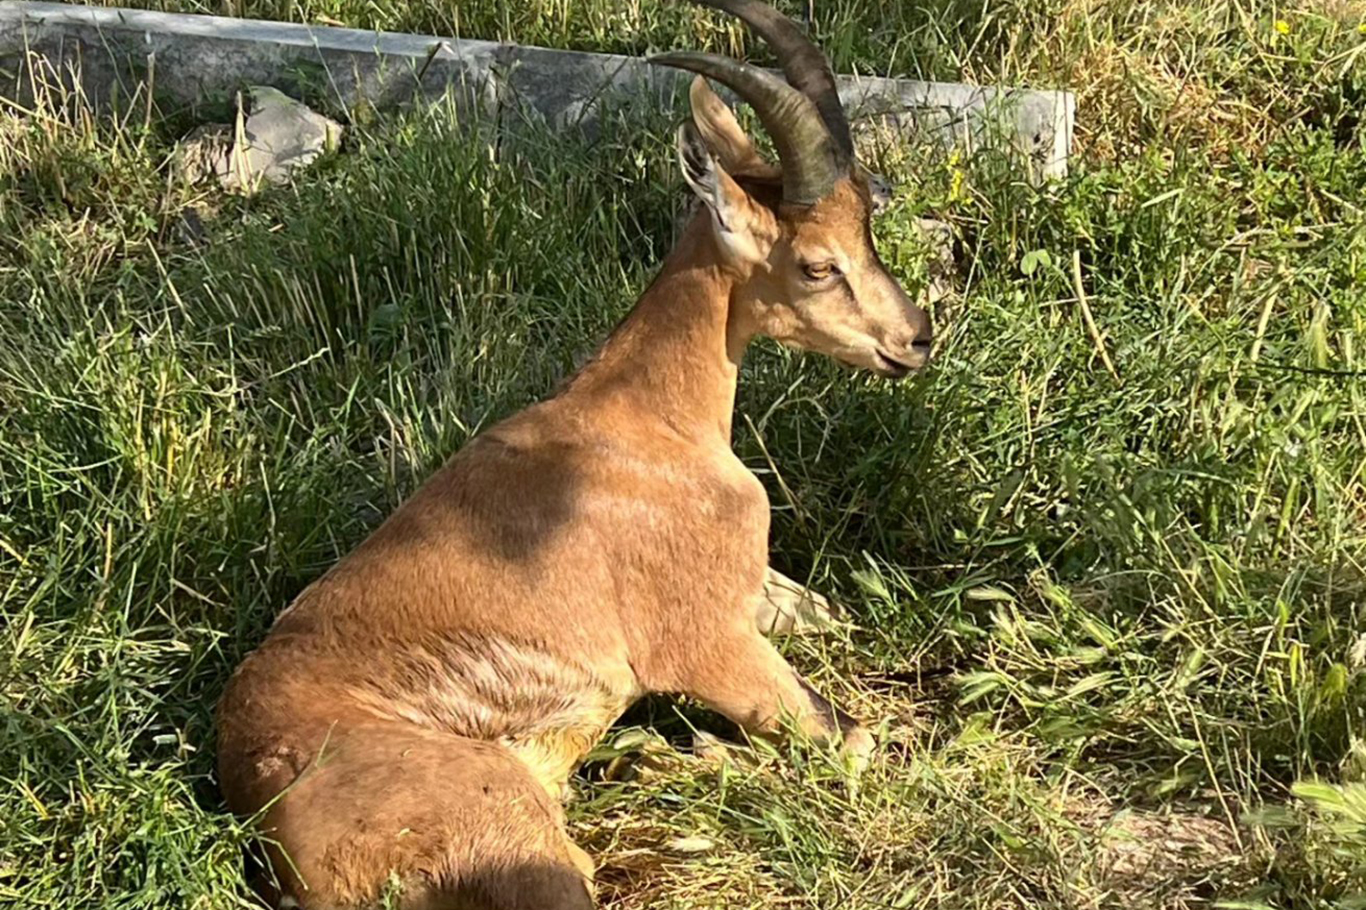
[{"x1": 217, "y1": 76, "x2": 930, "y2": 910}]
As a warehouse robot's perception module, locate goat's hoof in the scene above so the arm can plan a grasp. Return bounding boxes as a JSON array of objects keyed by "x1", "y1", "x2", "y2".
[{"x1": 841, "y1": 724, "x2": 877, "y2": 771}]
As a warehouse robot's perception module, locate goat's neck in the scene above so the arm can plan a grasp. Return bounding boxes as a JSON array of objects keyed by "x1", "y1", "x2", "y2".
[{"x1": 565, "y1": 217, "x2": 754, "y2": 445}]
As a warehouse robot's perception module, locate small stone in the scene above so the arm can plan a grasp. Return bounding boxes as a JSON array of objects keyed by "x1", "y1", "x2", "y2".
[
  {"x1": 175, "y1": 86, "x2": 344, "y2": 195},
  {"x1": 176, "y1": 124, "x2": 234, "y2": 186},
  {"x1": 172, "y1": 205, "x2": 210, "y2": 246},
  {"x1": 915, "y1": 217, "x2": 956, "y2": 305},
  {"x1": 663, "y1": 835, "x2": 715, "y2": 854},
  {"x1": 756, "y1": 567, "x2": 840, "y2": 636}
]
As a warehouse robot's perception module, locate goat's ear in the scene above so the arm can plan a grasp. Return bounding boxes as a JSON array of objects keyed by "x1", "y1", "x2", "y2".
[
  {"x1": 688, "y1": 76, "x2": 781, "y2": 181},
  {"x1": 677, "y1": 122, "x2": 772, "y2": 265}
]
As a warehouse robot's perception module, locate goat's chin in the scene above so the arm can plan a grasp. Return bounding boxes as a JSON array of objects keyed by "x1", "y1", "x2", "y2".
[
  {"x1": 775, "y1": 339, "x2": 919, "y2": 380},
  {"x1": 870, "y1": 349, "x2": 918, "y2": 379},
  {"x1": 827, "y1": 347, "x2": 916, "y2": 379}
]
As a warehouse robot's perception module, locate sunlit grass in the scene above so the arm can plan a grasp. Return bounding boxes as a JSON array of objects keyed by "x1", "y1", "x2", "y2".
[{"x1": 3, "y1": 2, "x2": 1366, "y2": 908}]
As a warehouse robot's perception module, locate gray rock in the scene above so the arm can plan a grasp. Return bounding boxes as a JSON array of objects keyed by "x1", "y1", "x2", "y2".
[{"x1": 176, "y1": 87, "x2": 343, "y2": 193}]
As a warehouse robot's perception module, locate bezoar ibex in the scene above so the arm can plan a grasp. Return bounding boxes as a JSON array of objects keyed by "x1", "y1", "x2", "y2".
[{"x1": 216, "y1": 1, "x2": 932, "y2": 906}]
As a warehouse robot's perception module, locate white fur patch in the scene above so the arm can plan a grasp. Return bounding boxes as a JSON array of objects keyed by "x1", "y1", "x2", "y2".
[{"x1": 344, "y1": 633, "x2": 634, "y2": 791}]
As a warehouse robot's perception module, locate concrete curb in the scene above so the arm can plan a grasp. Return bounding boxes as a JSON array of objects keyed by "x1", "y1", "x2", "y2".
[{"x1": 0, "y1": 1, "x2": 1074, "y2": 176}]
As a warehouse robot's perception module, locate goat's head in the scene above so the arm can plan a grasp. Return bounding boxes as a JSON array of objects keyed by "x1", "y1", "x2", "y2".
[{"x1": 653, "y1": 0, "x2": 932, "y2": 378}]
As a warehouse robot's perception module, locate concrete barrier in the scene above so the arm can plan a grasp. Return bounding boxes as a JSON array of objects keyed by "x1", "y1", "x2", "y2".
[{"x1": 0, "y1": 1, "x2": 1074, "y2": 176}]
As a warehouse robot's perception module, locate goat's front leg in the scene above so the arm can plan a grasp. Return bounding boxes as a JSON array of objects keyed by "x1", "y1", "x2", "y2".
[
  {"x1": 681, "y1": 629, "x2": 874, "y2": 762},
  {"x1": 755, "y1": 567, "x2": 837, "y2": 636}
]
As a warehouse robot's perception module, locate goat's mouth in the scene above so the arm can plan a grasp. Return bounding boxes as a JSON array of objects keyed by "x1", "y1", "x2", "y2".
[{"x1": 872, "y1": 349, "x2": 920, "y2": 379}]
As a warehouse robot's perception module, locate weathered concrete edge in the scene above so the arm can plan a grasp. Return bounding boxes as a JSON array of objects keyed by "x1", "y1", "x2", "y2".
[{"x1": 0, "y1": 1, "x2": 1075, "y2": 176}]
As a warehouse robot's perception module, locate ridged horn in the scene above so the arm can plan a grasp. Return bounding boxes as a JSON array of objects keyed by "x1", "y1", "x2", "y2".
[
  {"x1": 686, "y1": 0, "x2": 853, "y2": 162},
  {"x1": 650, "y1": 51, "x2": 842, "y2": 205}
]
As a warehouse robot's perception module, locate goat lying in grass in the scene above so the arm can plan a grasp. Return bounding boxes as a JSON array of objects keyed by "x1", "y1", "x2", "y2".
[{"x1": 216, "y1": 1, "x2": 931, "y2": 906}]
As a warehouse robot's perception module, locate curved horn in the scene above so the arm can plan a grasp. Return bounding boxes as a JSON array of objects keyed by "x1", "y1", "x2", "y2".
[
  {"x1": 650, "y1": 51, "x2": 842, "y2": 205},
  {"x1": 686, "y1": 0, "x2": 853, "y2": 162}
]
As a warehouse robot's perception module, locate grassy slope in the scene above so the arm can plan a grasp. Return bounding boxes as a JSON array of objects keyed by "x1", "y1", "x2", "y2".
[{"x1": 4, "y1": 0, "x2": 1366, "y2": 907}]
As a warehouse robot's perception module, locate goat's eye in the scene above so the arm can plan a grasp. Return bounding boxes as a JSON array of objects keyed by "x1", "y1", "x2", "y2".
[{"x1": 802, "y1": 262, "x2": 839, "y2": 282}]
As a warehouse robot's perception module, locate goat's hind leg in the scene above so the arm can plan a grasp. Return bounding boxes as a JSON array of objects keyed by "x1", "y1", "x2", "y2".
[{"x1": 253, "y1": 721, "x2": 593, "y2": 910}]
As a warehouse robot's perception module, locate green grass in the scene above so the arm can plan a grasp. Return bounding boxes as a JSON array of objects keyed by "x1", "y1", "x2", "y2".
[{"x1": 4, "y1": 1, "x2": 1366, "y2": 908}]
